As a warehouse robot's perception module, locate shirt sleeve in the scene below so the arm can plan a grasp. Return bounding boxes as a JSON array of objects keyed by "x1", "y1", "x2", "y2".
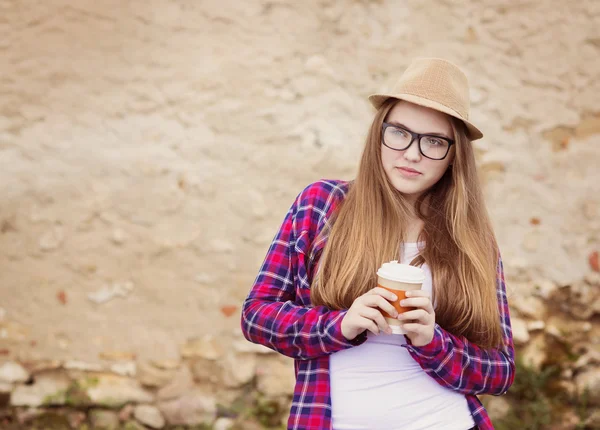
[
  {"x1": 403, "y1": 254, "x2": 515, "y2": 396},
  {"x1": 240, "y1": 184, "x2": 366, "y2": 360}
]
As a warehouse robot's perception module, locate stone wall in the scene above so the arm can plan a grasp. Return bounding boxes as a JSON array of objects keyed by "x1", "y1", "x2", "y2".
[{"x1": 1, "y1": 0, "x2": 599, "y2": 428}]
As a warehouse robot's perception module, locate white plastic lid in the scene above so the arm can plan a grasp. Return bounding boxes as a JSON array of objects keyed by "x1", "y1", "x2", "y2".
[{"x1": 376, "y1": 261, "x2": 425, "y2": 283}]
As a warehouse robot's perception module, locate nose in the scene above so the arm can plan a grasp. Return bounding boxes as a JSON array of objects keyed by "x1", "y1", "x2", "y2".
[{"x1": 403, "y1": 138, "x2": 422, "y2": 162}]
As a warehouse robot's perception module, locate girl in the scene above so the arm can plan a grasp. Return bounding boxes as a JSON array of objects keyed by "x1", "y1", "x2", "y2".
[{"x1": 241, "y1": 58, "x2": 515, "y2": 430}]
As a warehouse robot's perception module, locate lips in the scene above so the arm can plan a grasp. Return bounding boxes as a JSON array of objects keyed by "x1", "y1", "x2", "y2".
[
  {"x1": 396, "y1": 166, "x2": 422, "y2": 177},
  {"x1": 397, "y1": 167, "x2": 421, "y2": 174}
]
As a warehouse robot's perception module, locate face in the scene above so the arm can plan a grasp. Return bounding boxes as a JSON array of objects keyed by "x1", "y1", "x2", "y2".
[{"x1": 380, "y1": 101, "x2": 454, "y2": 204}]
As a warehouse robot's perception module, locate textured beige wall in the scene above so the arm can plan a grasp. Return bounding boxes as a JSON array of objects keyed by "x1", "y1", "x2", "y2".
[{"x1": 1, "y1": 0, "x2": 599, "y2": 365}]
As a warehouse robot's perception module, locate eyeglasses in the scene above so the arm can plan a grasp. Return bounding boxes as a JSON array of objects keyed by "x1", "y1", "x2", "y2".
[{"x1": 381, "y1": 122, "x2": 455, "y2": 160}]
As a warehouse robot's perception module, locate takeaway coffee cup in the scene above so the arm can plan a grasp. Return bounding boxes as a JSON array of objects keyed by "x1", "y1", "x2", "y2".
[{"x1": 376, "y1": 261, "x2": 425, "y2": 334}]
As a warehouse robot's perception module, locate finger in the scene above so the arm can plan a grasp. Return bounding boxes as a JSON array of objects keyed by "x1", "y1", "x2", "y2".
[
  {"x1": 397, "y1": 309, "x2": 429, "y2": 322},
  {"x1": 362, "y1": 295, "x2": 398, "y2": 317},
  {"x1": 400, "y1": 297, "x2": 433, "y2": 312},
  {"x1": 359, "y1": 307, "x2": 390, "y2": 334},
  {"x1": 401, "y1": 323, "x2": 425, "y2": 334},
  {"x1": 358, "y1": 316, "x2": 380, "y2": 335},
  {"x1": 366, "y1": 287, "x2": 398, "y2": 302},
  {"x1": 405, "y1": 290, "x2": 431, "y2": 298}
]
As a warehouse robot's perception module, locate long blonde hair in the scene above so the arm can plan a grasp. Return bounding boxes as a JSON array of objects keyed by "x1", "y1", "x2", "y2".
[{"x1": 310, "y1": 99, "x2": 503, "y2": 349}]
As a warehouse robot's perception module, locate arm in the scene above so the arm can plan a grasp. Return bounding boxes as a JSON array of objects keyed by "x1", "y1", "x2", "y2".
[
  {"x1": 404, "y1": 256, "x2": 515, "y2": 396},
  {"x1": 241, "y1": 184, "x2": 363, "y2": 360}
]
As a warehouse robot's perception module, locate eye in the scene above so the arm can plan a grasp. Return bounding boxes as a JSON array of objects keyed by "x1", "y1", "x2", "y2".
[
  {"x1": 391, "y1": 127, "x2": 408, "y2": 136},
  {"x1": 424, "y1": 137, "x2": 446, "y2": 146}
]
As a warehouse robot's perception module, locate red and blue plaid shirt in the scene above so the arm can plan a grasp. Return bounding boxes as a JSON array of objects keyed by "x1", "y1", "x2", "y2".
[{"x1": 242, "y1": 179, "x2": 515, "y2": 430}]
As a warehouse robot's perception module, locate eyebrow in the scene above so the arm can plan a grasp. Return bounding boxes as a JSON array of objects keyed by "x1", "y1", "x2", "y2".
[{"x1": 387, "y1": 121, "x2": 452, "y2": 140}]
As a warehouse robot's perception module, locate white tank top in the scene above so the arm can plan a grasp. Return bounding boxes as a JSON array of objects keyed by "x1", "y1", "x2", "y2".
[{"x1": 329, "y1": 242, "x2": 475, "y2": 430}]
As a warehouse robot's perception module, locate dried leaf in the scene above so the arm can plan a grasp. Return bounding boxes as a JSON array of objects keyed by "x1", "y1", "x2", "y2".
[
  {"x1": 1, "y1": 220, "x2": 16, "y2": 233},
  {"x1": 57, "y1": 290, "x2": 67, "y2": 305},
  {"x1": 465, "y1": 26, "x2": 478, "y2": 43},
  {"x1": 119, "y1": 404, "x2": 134, "y2": 421},
  {"x1": 220, "y1": 305, "x2": 238, "y2": 317},
  {"x1": 530, "y1": 218, "x2": 541, "y2": 225},
  {"x1": 590, "y1": 251, "x2": 599, "y2": 272}
]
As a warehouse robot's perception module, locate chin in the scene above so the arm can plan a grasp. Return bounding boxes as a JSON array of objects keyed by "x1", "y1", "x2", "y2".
[{"x1": 390, "y1": 179, "x2": 425, "y2": 196}]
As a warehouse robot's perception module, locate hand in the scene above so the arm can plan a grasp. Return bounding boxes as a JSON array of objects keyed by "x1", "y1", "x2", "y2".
[
  {"x1": 396, "y1": 290, "x2": 435, "y2": 347},
  {"x1": 341, "y1": 287, "x2": 399, "y2": 341}
]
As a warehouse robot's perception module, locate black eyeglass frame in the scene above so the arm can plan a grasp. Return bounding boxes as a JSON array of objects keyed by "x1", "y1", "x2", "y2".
[{"x1": 381, "y1": 122, "x2": 455, "y2": 160}]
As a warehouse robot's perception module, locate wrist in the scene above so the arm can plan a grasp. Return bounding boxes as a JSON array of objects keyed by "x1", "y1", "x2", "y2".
[
  {"x1": 338, "y1": 310, "x2": 367, "y2": 347},
  {"x1": 347, "y1": 330, "x2": 367, "y2": 345},
  {"x1": 407, "y1": 325, "x2": 444, "y2": 358}
]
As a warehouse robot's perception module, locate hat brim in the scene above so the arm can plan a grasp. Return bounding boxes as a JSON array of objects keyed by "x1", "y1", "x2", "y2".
[{"x1": 368, "y1": 93, "x2": 484, "y2": 141}]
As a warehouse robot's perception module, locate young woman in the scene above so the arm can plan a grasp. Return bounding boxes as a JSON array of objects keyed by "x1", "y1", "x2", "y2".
[{"x1": 241, "y1": 58, "x2": 515, "y2": 430}]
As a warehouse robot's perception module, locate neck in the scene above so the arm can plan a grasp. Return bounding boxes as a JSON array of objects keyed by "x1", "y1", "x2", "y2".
[
  {"x1": 403, "y1": 195, "x2": 427, "y2": 243},
  {"x1": 404, "y1": 215, "x2": 424, "y2": 242}
]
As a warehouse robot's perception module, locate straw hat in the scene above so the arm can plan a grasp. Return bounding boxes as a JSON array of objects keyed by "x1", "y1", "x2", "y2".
[{"x1": 368, "y1": 58, "x2": 483, "y2": 141}]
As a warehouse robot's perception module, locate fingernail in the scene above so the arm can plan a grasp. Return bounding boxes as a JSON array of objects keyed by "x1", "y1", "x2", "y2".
[
  {"x1": 405, "y1": 291, "x2": 411, "y2": 297},
  {"x1": 400, "y1": 300, "x2": 407, "y2": 306},
  {"x1": 391, "y1": 295, "x2": 398, "y2": 301}
]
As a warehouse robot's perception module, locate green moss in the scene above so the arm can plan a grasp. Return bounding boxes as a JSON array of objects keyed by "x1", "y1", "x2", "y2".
[
  {"x1": 41, "y1": 377, "x2": 95, "y2": 407},
  {"x1": 495, "y1": 353, "x2": 592, "y2": 430},
  {"x1": 160, "y1": 426, "x2": 213, "y2": 430},
  {"x1": 81, "y1": 375, "x2": 100, "y2": 388},
  {"x1": 96, "y1": 396, "x2": 124, "y2": 408},
  {"x1": 215, "y1": 384, "x2": 288, "y2": 429},
  {"x1": 251, "y1": 396, "x2": 283, "y2": 427},
  {"x1": 574, "y1": 388, "x2": 591, "y2": 429},
  {"x1": 42, "y1": 389, "x2": 67, "y2": 406},
  {"x1": 65, "y1": 381, "x2": 93, "y2": 407},
  {"x1": 494, "y1": 355, "x2": 557, "y2": 430},
  {"x1": 27, "y1": 412, "x2": 72, "y2": 430}
]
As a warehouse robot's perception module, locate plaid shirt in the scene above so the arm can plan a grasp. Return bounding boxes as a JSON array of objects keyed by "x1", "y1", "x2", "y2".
[{"x1": 242, "y1": 179, "x2": 515, "y2": 430}]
